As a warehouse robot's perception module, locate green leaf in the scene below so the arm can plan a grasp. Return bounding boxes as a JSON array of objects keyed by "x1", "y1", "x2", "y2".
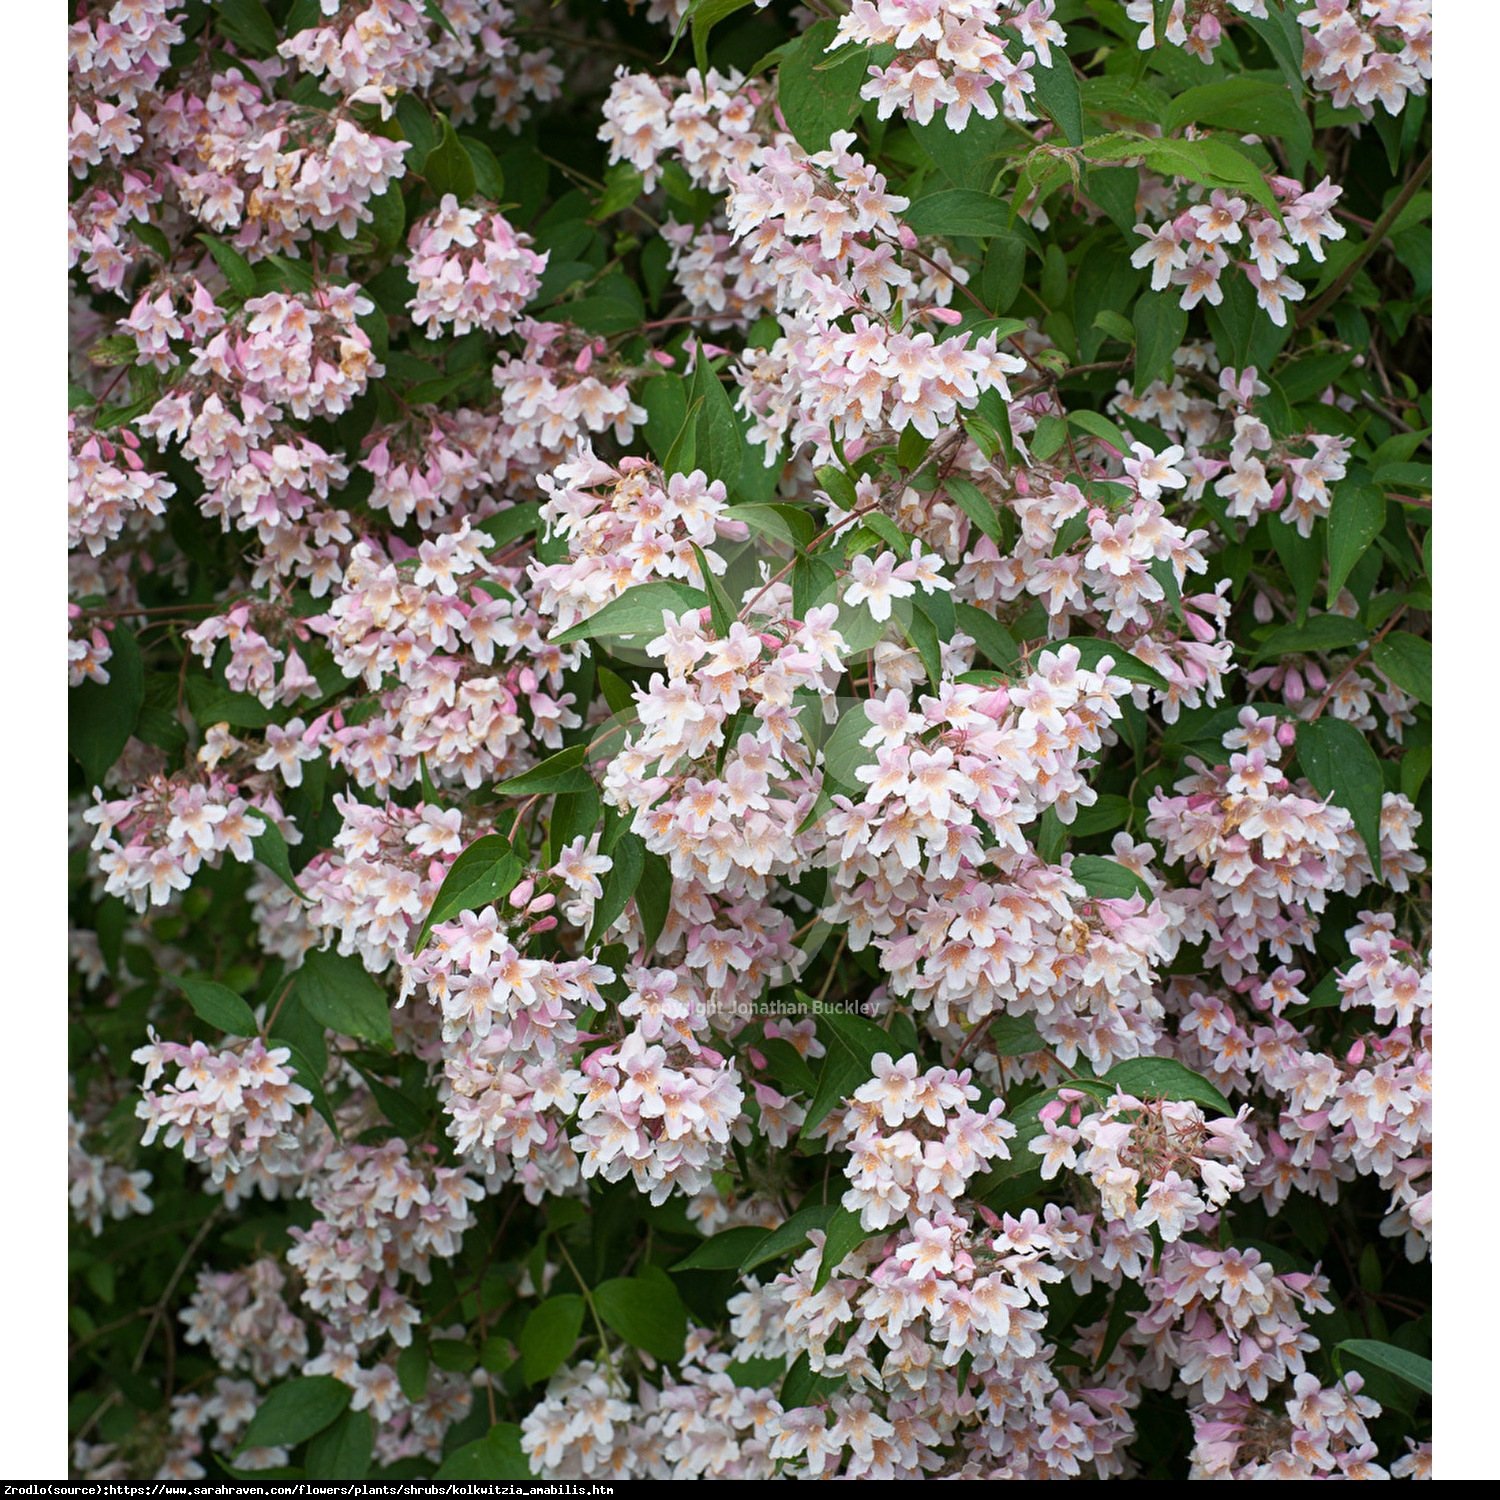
[
  {"x1": 781, "y1": 1350, "x2": 842, "y2": 1410},
  {"x1": 412, "y1": 835, "x2": 522, "y2": 956},
  {"x1": 396, "y1": 1342, "x2": 430, "y2": 1404},
  {"x1": 989, "y1": 1013, "x2": 1046, "y2": 1057},
  {"x1": 1068, "y1": 409, "x2": 1132, "y2": 455},
  {"x1": 367, "y1": 183, "x2": 407, "y2": 256},
  {"x1": 1296, "y1": 718, "x2": 1385, "y2": 869},
  {"x1": 726, "y1": 1356, "x2": 787, "y2": 1389},
  {"x1": 672, "y1": 1226, "x2": 771, "y2": 1271},
  {"x1": 430, "y1": 1338, "x2": 479, "y2": 1374},
  {"x1": 459, "y1": 136, "x2": 505, "y2": 200},
  {"x1": 955, "y1": 602, "x2": 1019, "y2": 670},
  {"x1": 70, "y1": 623, "x2": 144, "y2": 787},
  {"x1": 819, "y1": 703, "x2": 877, "y2": 793},
  {"x1": 495, "y1": 744, "x2": 593, "y2": 796},
  {"x1": 689, "y1": 342, "x2": 745, "y2": 492},
  {"x1": 1336, "y1": 1339, "x2": 1432, "y2": 1397},
  {"x1": 196, "y1": 234, "x2": 257, "y2": 299},
  {"x1": 295, "y1": 948, "x2": 393, "y2": 1050},
  {"x1": 1271, "y1": 519, "x2": 1322, "y2": 623},
  {"x1": 1253, "y1": 614, "x2": 1366, "y2": 661},
  {"x1": 1242, "y1": 5, "x2": 1311, "y2": 98},
  {"x1": 813, "y1": 1206, "x2": 881, "y2": 1292},
  {"x1": 636, "y1": 849, "x2": 673, "y2": 953},
  {"x1": 1031, "y1": 57, "x2": 1083, "y2": 147},
  {"x1": 594, "y1": 1268, "x2": 688, "y2": 1364},
  {"x1": 1326, "y1": 485, "x2": 1386, "y2": 604},
  {"x1": 433, "y1": 1424, "x2": 532, "y2": 1482},
  {"x1": 550, "y1": 581, "x2": 707, "y2": 647},
  {"x1": 251, "y1": 819, "x2": 307, "y2": 902},
  {"x1": 757, "y1": 1037, "x2": 819, "y2": 1096},
  {"x1": 274, "y1": 1040, "x2": 337, "y2": 1137},
  {"x1": 1371, "y1": 631, "x2": 1431, "y2": 705},
  {"x1": 1070, "y1": 855, "x2": 1154, "y2": 903},
  {"x1": 236, "y1": 1377, "x2": 350, "y2": 1453},
  {"x1": 691, "y1": 0, "x2": 754, "y2": 73},
  {"x1": 215, "y1": 0, "x2": 279, "y2": 56},
  {"x1": 1163, "y1": 78, "x2": 1313, "y2": 170},
  {"x1": 902, "y1": 188, "x2": 1012, "y2": 239},
  {"x1": 1101, "y1": 1056, "x2": 1233, "y2": 1116},
  {"x1": 690, "y1": 544, "x2": 736, "y2": 636},
  {"x1": 304, "y1": 1409, "x2": 373, "y2": 1482},
  {"x1": 1059, "y1": 636, "x2": 1171, "y2": 691},
  {"x1": 520, "y1": 1295, "x2": 585, "y2": 1385},
  {"x1": 1133, "y1": 289, "x2": 1189, "y2": 395},
  {"x1": 777, "y1": 18, "x2": 867, "y2": 154},
  {"x1": 800, "y1": 1006, "x2": 895, "y2": 1140},
  {"x1": 587, "y1": 832, "x2": 645, "y2": 946},
  {"x1": 740, "y1": 1203, "x2": 839, "y2": 1273},
  {"x1": 177, "y1": 975, "x2": 258, "y2": 1037},
  {"x1": 424, "y1": 115, "x2": 477, "y2": 202}
]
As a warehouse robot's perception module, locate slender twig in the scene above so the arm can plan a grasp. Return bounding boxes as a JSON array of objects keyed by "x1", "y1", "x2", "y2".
[
  {"x1": 1305, "y1": 606, "x2": 1410, "y2": 722},
  {"x1": 1295, "y1": 152, "x2": 1432, "y2": 329}
]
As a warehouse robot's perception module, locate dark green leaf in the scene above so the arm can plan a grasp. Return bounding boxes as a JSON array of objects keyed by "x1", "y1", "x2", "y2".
[
  {"x1": 70, "y1": 623, "x2": 144, "y2": 787},
  {"x1": 1253, "y1": 614, "x2": 1365, "y2": 661},
  {"x1": 177, "y1": 975, "x2": 258, "y2": 1037},
  {"x1": 740, "y1": 1203, "x2": 839, "y2": 1272},
  {"x1": 424, "y1": 116, "x2": 477, "y2": 202},
  {"x1": 903, "y1": 188, "x2": 1013, "y2": 239},
  {"x1": 1133, "y1": 289, "x2": 1188, "y2": 395},
  {"x1": 412, "y1": 835, "x2": 522, "y2": 955},
  {"x1": 396, "y1": 1343, "x2": 429, "y2": 1404},
  {"x1": 636, "y1": 849, "x2": 672, "y2": 953},
  {"x1": 672, "y1": 1226, "x2": 771, "y2": 1271},
  {"x1": 594, "y1": 1267, "x2": 688, "y2": 1364},
  {"x1": 1337, "y1": 1339, "x2": 1432, "y2": 1397},
  {"x1": 1295, "y1": 717, "x2": 1385, "y2": 869},
  {"x1": 495, "y1": 744, "x2": 593, "y2": 796},
  {"x1": 304, "y1": 1409, "x2": 372, "y2": 1482},
  {"x1": 1326, "y1": 485, "x2": 1386, "y2": 604},
  {"x1": 989, "y1": 1013, "x2": 1046, "y2": 1057},
  {"x1": 813, "y1": 1205, "x2": 881, "y2": 1292},
  {"x1": 587, "y1": 832, "x2": 645, "y2": 946},
  {"x1": 1071, "y1": 855, "x2": 1154, "y2": 903},
  {"x1": 1101, "y1": 1056, "x2": 1233, "y2": 1115},
  {"x1": 1032, "y1": 57, "x2": 1083, "y2": 147},
  {"x1": 433, "y1": 1424, "x2": 532, "y2": 1482},
  {"x1": 800, "y1": 1006, "x2": 895, "y2": 1140},
  {"x1": 196, "y1": 234, "x2": 257, "y2": 299},
  {"x1": 236, "y1": 1377, "x2": 350, "y2": 1453},
  {"x1": 296, "y1": 948, "x2": 393, "y2": 1050},
  {"x1": 520, "y1": 1296, "x2": 585, "y2": 1385},
  {"x1": 1371, "y1": 631, "x2": 1431, "y2": 704},
  {"x1": 777, "y1": 18, "x2": 867, "y2": 153},
  {"x1": 251, "y1": 819, "x2": 307, "y2": 902},
  {"x1": 551, "y1": 581, "x2": 708, "y2": 646}
]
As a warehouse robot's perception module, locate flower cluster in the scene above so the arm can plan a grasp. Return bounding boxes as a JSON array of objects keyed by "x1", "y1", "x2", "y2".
[
  {"x1": 406, "y1": 194, "x2": 549, "y2": 336},
  {"x1": 131, "y1": 1030, "x2": 314, "y2": 1183},
  {"x1": 83, "y1": 771, "x2": 272, "y2": 911},
  {"x1": 834, "y1": 1, "x2": 1067, "y2": 132},
  {"x1": 68, "y1": 1113, "x2": 154, "y2": 1236},
  {"x1": 1032, "y1": 1088, "x2": 1259, "y2": 1241},
  {"x1": 179, "y1": 1259, "x2": 309, "y2": 1385}
]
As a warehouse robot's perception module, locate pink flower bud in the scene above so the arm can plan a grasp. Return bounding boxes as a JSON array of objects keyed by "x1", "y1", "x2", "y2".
[
  {"x1": 746, "y1": 1046, "x2": 767, "y2": 1070},
  {"x1": 526, "y1": 892, "x2": 556, "y2": 914},
  {"x1": 1347, "y1": 1038, "x2": 1367, "y2": 1067},
  {"x1": 573, "y1": 346, "x2": 593, "y2": 374},
  {"x1": 1277, "y1": 721, "x2": 1297, "y2": 747},
  {"x1": 927, "y1": 306, "x2": 963, "y2": 326},
  {"x1": 523, "y1": 915, "x2": 558, "y2": 936},
  {"x1": 508, "y1": 877, "x2": 535, "y2": 909},
  {"x1": 897, "y1": 224, "x2": 918, "y2": 249},
  {"x1": 649, "y1": 349, "x2": 675, "y2": 367}
]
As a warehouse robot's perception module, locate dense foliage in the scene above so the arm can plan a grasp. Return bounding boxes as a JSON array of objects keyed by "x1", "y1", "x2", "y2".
[{"x1": 68, "y1": 0, "x2": 1432, "y2": 1482}]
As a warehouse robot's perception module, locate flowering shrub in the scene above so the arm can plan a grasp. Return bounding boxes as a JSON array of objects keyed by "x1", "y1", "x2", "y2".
[{"x1": 68, "y1": 0, "x2": 1432, "y2": 1483}]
